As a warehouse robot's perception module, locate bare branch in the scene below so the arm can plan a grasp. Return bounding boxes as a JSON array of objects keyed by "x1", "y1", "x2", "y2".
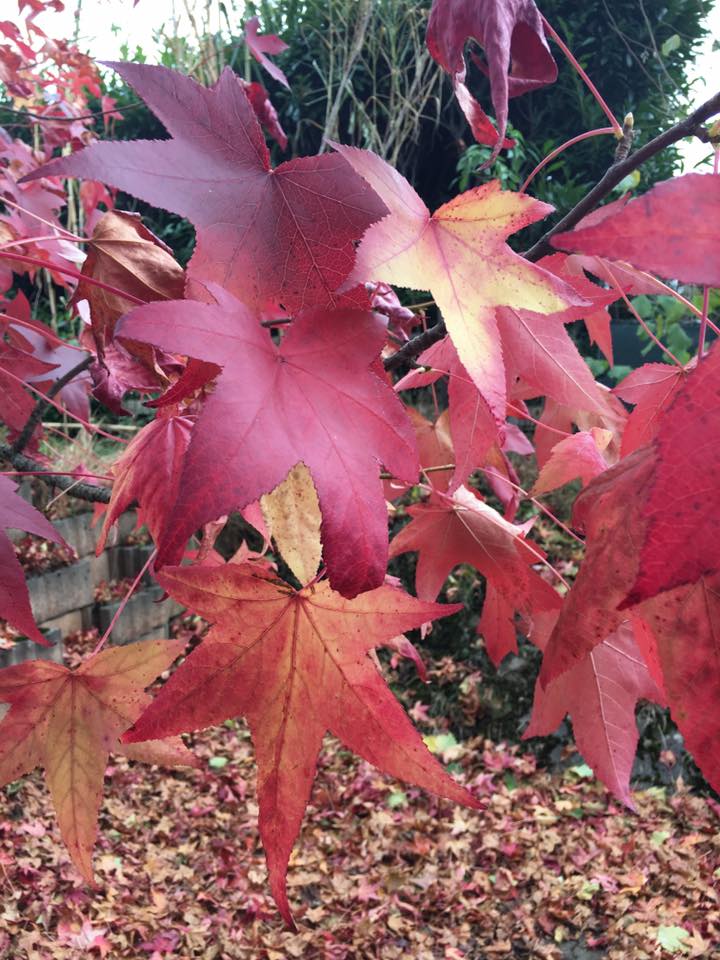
[
  {"x1": 383, "y1": 320, "x2": 446, "y2": 371},
  {"x1": 0, "y1": 444, "x2": 111, "y2": 504}
]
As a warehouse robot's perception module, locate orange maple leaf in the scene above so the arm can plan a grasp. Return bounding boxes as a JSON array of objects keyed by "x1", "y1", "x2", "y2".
[
  {"x1": 0, "y1": 639, "x2": 197, "y2": 880},
  {"x1": 123, "y1": 564, "x2": 476, "y2": 925}
]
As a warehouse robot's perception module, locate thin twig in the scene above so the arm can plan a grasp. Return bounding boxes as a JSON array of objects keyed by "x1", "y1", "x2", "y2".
[
  {"x1": 91, "y1": 549, "x2": 157, "y2": 656},
  {"x1": 0, "y1": 251, "x2": 146, "y2": 305},
  {"x1": 1, "y1": 100, "x2": 143, "y2": 124},
  {"x1": 11, "y1": 355, "x2": 94, "y2": 455},
  {"x1": 0, "y1": 444, "x2": 111, "y2": 503}
]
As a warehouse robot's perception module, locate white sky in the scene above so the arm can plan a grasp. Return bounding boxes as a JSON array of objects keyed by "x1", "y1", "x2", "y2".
[
  {"x1": 33, "y1": 0, "x2": 719, "y2": 172},
  {"x1": 34, "y1": 0, "x2": 246, "y2": 62},
  {"x1": 679, "y1": 3, "x2": 720, "y2": 171}
]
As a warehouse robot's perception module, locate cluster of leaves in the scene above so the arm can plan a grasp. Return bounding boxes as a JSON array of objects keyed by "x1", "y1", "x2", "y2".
[{"x1": 0, "y1": 0, "x2": 719, "y2": 931}]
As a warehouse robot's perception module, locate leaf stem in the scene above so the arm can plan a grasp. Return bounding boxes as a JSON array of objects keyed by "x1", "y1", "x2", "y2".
[
  {"x1": 0, "y1": 250, "x2": 146, "y2": 305},
  {"x1": 0, "y1": 196, "x2": 87, "y2": 243},
  {"x1": 541, "y1": 17, "x2": 622, "y2": 135},
  {"x1": 504, "y1": 402, "x2": 573, "y2": 438},
  {"x1": 520, "y1": 128, "x2": 615, "y2": 194},
  {"x1": 601, "y1": 263, "x2": 685, "y2": 368},
  {"x1": 697, "y1": 144, "x2": 720, "y2": 362},
  {"x1": 475, "y1": 465, "x2": 585, "y2": 546},
  {"x1": 91, "y1": 549, "x2": 158, "y2": 656},
  {"x1": 0, "y1": 312, "x2": 86, "y2": 350}
]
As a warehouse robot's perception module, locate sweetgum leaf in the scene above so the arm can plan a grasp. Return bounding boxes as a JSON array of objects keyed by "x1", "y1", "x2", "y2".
[
  {"x1": 539, "y1": 449, "x2": 655, "y2": 685},
  {"x1": 117, "y1": 284, "x2": 418, "y2": 598},
  {"x1": 542, "y1": 344, "x2": 720, "y2": 714},
  {"x1": 0, "y1": 639, "x2": 196, "y2": 880},
  {"x1": 388, "y1": 486, "x2": 561, "y2": 648},
  {"x1": 25, "y1": 63, "x2": 386, "y2": 313},
  {"x1": 0, "y1": 477, "x2": 70, "y2": 645},
  {"x1": 552, "y1": 174, "x2": 720, "y2": 286},
  {"x1": 332, "y1": 142, "x2": 583, "y2": 422},
  {"x1": 613, "y1": 363, "x2": 688, "y2": 456},
  {"x1": 260, "y1": 463, "x2": 322, "y2": 587},
  {"x1": 97, "y1": 413, "x2": 195, "y2": 553},
  {"x1": 243, "y1": 16, "x2": 289, "y2": 88},
  {"x1": 624, "y1": 343, "x2": 720, "y2": 606},
  {"x1": 531, "y1": 428, "x2": 612, "y2": 495},
  {"x1": 395, "y1": 336, "x2": 498, "y2": 491},
  {"x1": 640, "y1": 575, "x2": 720, "y2": 793},
  {"x1": 426, "y1": 0, "x2": 556, "y2": 159},
  {"x1": 74, "y1": 210, "x2": 184, "y2": 359},
  {"x1": 526, "y1": 620, "x2": 665, "y2": 807},
  {"x1": 241, "y1": 80, "x2": 288, "y2": 150},
  {"x1": 122, "y1": 564, "x2": 474, "y2": 925}
]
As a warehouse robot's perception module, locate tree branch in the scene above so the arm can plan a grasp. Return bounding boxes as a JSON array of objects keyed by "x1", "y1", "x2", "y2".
[
  {"x1": 0, "y1": 444, "x2": 111, "y2": 503},
  {"x1": 12, "y1": 355, "x2": 94, "y2": 456},
  {"x1": 524, "y1": 89, "x2": 720, "y2": 262},
  {"x1": 383, "y1": 320, "x2": 446, "y2": 371}
]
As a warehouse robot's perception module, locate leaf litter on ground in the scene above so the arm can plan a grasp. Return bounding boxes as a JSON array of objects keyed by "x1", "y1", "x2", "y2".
[{"x1": 0, "y1": 630, "x2": 717, "y2": 959}]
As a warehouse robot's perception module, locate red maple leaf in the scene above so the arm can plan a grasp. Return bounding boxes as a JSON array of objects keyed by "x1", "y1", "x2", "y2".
[
  {"x1": 623, "y1": 343, "x2": 720, "y2": 606},
  {"x1": 552, "y1": 173, "x2": 720, "y2": 286},
  {"x1": 97, "y1": 412, "x2": 195, "y2": 553},
  {"x1": 526, "y1": 620, "x2": 665, "y2": 806},
  {"x1": 389, "y1": 486, "x2": 561, "y2": 657},
  {"x1": 426, "y1": 0, "x2": 556, "y2": 157},
  {"x1": 541, "y1": 344, "x2": 720, "y2": 712},
  {"x1": 122, "y1": 564, "x2": 474, "y2": 925},
  {"x1": 25, "y1": 63, "x2": 386, "y2": 313},
  {"x1": 640, "y1": 575, "x2": 720, "y2": 793},
  {"x1": 613, "y1": 362, "x2": 688, "y2": 457},
  {"x1": 0, "y1": 639, "x2": 196, "y2": 880},
  {"x1": 331, "y1": 142, "x2": 583, "y2": 423},
  {"x1": 243, "y1": 15, "x2": 289, "y2": 88},
  {"x1": 116, "y1": 284, "x2": 419, "y2": 598},
  {"x1": 531, "y1": 428, "x2": 612, "y2": 495}
]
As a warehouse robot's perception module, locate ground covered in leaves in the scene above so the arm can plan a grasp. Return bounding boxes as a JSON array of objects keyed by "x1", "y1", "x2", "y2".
[{"x1": 0, "y1": 633, "x2": 718, "y2": 960}]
